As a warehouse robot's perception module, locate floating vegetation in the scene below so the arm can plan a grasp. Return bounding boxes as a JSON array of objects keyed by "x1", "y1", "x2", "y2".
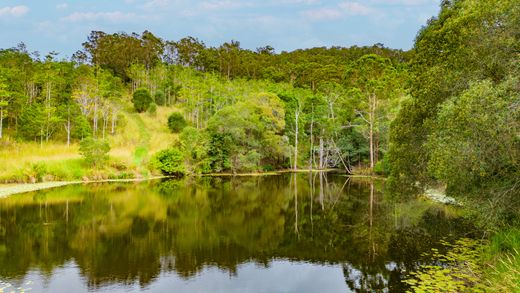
[
  {"x1": 0, "y1": 280, "x2": 32, "y2": 293},
  {"x1": 403, "y1": 238, "x2": 486, "y2": 292}
]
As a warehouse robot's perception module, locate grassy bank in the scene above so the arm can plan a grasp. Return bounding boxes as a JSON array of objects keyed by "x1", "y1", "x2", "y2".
[{"x1": 481, "y1": 228, "x2": 520, "y2": 291}]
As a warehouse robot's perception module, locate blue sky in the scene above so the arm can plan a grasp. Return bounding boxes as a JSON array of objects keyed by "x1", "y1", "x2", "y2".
[{"x1": 0, "y1": 0, "x2": 440, "y2": 57}]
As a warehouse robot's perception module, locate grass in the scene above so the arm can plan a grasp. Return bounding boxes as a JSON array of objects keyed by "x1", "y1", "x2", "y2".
[
  {"x1": 0, "y1": 104, "x2": 178, "y2": 184},
  {"x1": 482, "y1": 228, "x2": 520, "y2": 292}
]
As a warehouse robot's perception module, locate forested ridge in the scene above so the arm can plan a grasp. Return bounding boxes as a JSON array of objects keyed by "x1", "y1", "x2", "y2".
[
  {"x1": 0, "y1": 29, "x2": 410, "y2": 177},
  {"x1": 0, "y1": 0, "x2": 519, "y2": 289}
]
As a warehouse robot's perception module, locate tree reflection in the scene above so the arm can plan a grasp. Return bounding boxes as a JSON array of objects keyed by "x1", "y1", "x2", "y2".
[{"x1": 0, "y1": 174, "x2": 475, "y2": 291}]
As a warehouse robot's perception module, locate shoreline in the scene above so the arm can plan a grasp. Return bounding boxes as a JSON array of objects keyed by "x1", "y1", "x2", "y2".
[
  {"x1": 0, "y1": 170, "x2": 382, "y2": 198},
  {"x1": 0, "y1": 176, "x2": 170, "y2": 198}
]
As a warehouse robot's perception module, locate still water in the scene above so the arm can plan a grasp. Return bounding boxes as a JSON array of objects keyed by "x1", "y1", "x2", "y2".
[{"x1": 0, "y1": 173, "x2": 474, "y2": 292}]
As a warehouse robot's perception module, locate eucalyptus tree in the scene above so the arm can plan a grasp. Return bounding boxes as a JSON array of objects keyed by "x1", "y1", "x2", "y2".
[{"x1": 345, "y1": 54, "x2": 402, "y2": 170}]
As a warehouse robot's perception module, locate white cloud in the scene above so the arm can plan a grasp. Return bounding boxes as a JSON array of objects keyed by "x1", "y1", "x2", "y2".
[
  {"x1": 143, "y1": 0, "x2": 172, "y2": 9},
  {"x1": 302, "y1": 8, "x2": 342, "y2": 20},
  {"x1": 279, "y1": 0, "x2": 320, "y2": 4},
  {"x1": 0, "y1": 5, "x2": 29, "y2": 17},
  {"x1": 199, "y1": 0, "x2": 250, "y2": 11},
  {"x1": 56, "y1": 3, "x2": 68, "y2": 10},
  {"x1": 338, "y1": 2, "x2": 375, "y2": 16},
  {"x1": 61, "y1": 11, "x2": 136, "y2": 23}
]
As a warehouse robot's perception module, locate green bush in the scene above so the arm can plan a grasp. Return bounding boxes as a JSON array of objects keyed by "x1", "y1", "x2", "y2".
[
  {"x1": 148, "y1": 102, "x2": 157, "y2": 116},
  {"x1": 374, "y1": 156, "x2": 390, "y2": 175},
  {"x1": 152, "y1": 147, "x2": 185, "y2": 176},
  {"x1": 167, "y1": 112, "x2": 187, "y2": 133},
  {"x1": 263, "y1": 165, "x2": 275, "y2": 172},
  {"x1": 154, "y1": 90, "x2": 166, "y2": 106},
  {"x1": 79, "y1": 137, "x2": 110, "y2": 167},
  {"x1": 132, "y1": 88, "x2": 153, "y2": 113}
]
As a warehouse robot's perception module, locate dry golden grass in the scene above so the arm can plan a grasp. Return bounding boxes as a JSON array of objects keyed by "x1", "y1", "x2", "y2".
[
  {"x1": 0, "y1": 104, "x2": 182, "y2": 183},
  {"x1": 0, "y1": 142, "x2": 80, "y2": 178}
]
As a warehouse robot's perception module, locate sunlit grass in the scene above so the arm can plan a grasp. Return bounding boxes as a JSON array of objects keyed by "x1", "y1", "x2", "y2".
[
  {"x1": 0, "y1": 105, "x2": 179, "y2": 183},
  {"x1": 483, "y1": 228, "x2": 520, "y2": 292}
]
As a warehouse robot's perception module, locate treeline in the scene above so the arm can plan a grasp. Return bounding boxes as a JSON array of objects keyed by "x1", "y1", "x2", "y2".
[
  {"x1": 0, "y1": 31, "x2": 409, "y2": 174},
  {"x1": 75, "y1": 30, "x2": 410, "y2": 89},
  {"x1": 0, "y1": 47, "x2": 125, "y2": 146}
]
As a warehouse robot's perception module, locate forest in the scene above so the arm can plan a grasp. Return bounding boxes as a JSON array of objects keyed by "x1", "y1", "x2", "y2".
[{"x1": 0, "y1": 0, "x2": 518, "y2": 290}]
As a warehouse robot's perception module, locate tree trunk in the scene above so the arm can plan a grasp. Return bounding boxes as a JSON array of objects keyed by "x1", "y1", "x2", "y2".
[
  {"x1": 66, "y1": 107, "x2": 71, "y2": 147},
  {"x1": 294, "y1": 109, "x2": 299, "y2": 171},
  {"x1": 111, "y1": 110, "x2": 117, "y2": 135},
  {"x1": 319, "y1": 137, "x2": 324, "y2": 169},
  {"x1": 368, "y1": 93, "x2": 376, "y2": 170},
  {"x1": 309, "y1": 112, "x2": 314, "y2": 172},
  {"x1": 93, "y1": 97, "x2": 98, "y2": 137}
]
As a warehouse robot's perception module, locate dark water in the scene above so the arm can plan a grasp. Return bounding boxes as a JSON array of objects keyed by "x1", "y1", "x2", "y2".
[{"x1": 0, "y1": 173, "x2": 475, "y2": 292}]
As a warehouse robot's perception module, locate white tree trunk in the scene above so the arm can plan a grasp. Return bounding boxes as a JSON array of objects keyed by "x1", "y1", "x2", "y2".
[
  {"x1": 294, "y1": 109, "x2": 299, "y2": 171},
  {"x1": 368, "y1": 94, "x2": 376, "y2": 170},
  {"x1": 319, "y1": 137, "x2": 324, "y2": 169},
  {"x1": 66, "y1": 107, "x2": 71, "y2": 147}
]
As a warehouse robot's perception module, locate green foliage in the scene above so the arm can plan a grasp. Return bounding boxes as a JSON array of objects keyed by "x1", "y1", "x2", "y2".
[
  {"x1": 147, "y1": 102, "x2": 157, "y2": 116},
  {"x1": 207, "y1": 133, "x2": 232, "y2": 172},
  {"x1": 152, "y1": 147, "x2": 185, "y2": 176},
  {"x1": 206, "y1": 92, "x2": 288, "y2": 172},
  {"x1": 179, "y1": 126, "x2": 211, "y2": 173},
  {"x1": 79, "y1": 137, "x2": 110, "y2": 167},
  {"x1": 427, "y1": 79, "x2": 519, "y2": 194},
  {"x1": 132, "y1": 88, "x2": 153, "y2": 113},
  {"x1": 388, "y1": 0, "x2": 520, "y2": 195},
  {"x1": 167, "y1": 112, "x2": 187, "y2": 133},
  {"x1": 373, "y1": 157, "x2": 389, "y2": 175},
  {"x1": 154, "y1": 90, "x2": 166, "y2": 106}
]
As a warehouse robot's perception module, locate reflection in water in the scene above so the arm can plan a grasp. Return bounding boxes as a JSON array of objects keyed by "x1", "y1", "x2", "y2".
[{"x1": 0, "y1": 173, "x2": 476, "y2": 292}]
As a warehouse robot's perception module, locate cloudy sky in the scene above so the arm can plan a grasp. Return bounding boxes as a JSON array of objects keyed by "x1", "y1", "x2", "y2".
[{"x1": 0, "y1": 0, "x2": 440, "y2": 57}]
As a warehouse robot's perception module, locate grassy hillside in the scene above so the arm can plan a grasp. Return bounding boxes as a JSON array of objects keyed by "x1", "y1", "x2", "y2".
[{"x1": 0, "y1": 102, "x2": 176, "y2": 183}]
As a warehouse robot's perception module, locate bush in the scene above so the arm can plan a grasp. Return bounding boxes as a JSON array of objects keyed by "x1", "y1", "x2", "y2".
[
  {"x1": 167, "y1": 112, "x2": 187, "y2": 133},
  {"x1": 374, "y1": 156, "x2": 390, "y2": 175},
  {"x1": 79, "y1": 137, "x2": 110, "y2": 167},
  {"x1": 132, "y1": 88, "x2": 153, "y2": 113},
  {"x1": 154, "y1": 90, "x2": 166, "y2": 106},
  {"x1": 152, "y1": 147, "x2": 185, "y2": 176},
  {"x1": 147, "y1": 102, "x2": 157, "y2": 116}
]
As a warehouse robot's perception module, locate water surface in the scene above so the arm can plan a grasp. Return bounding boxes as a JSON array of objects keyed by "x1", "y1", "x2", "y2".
[{"x1": 0, "y1": 173, "x2": 474, "y2": 292}]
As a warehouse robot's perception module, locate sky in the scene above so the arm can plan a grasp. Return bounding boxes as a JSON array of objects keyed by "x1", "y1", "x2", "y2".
[{"x1": 0, "y1": 0, "x2": 441, "y2": 58}]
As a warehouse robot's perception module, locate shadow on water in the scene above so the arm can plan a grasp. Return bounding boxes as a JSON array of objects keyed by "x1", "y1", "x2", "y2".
[{"x1": 0, "y1": 173, "x2": 477, "y2": 292}]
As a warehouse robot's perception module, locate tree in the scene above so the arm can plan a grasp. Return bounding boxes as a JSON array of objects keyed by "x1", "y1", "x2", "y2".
[
  {"x1": 154, "y1": 90, "x2": 166, "y2": 106},
  {"x1": 345, "y1": 54, "x2": 401, "y2": 170},
  {"x1": 167, "y1": 112, "x2": 187, "y2": 133},
  {"x1": 132, "y1": 88, "x2": 153, "y2": 113},
  {"x1": 152, "y1": 147, "x2": 185, "y2": 176},
  {"x1": 0, "y1": 77, "x2": 9, "y2": 139},
  {"x1": 427, "y1": 79, "x2": 519, "y2": 194},
  {"x1": 79, "y1": 137, "x2": 110, "y2": 167}
]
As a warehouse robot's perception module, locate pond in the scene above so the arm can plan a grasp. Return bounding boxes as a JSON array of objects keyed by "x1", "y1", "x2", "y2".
[{"x1": 0, "y1": 173, "x2": 475, "y2": 292}]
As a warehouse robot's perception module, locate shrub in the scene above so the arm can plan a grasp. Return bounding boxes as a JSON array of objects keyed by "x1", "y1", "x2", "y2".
[
  {"x1": 374, "y1": 157, "x2": 390, "y2": 175},
  {"x1": 79, "y1": 137, "x2": 110, "y2": 167},
  {"x1": 263, "y1": 165, "x2": 275, "y2": 172},
  {"x1": 154, "y1": 90, "x2": 166, "y2": 106},
  {"x1": 152, "y1": 147, "x2": 185, "y2": 176},
  {"x1": 132, "y1": 88, "x2": 153, "y2": 113},
  {"x1": 147, "y1": 102, "x2": 157, "y2": 116},
  {"x1": 167, "y1": 112, "x2": 187, "y2": 133}
]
